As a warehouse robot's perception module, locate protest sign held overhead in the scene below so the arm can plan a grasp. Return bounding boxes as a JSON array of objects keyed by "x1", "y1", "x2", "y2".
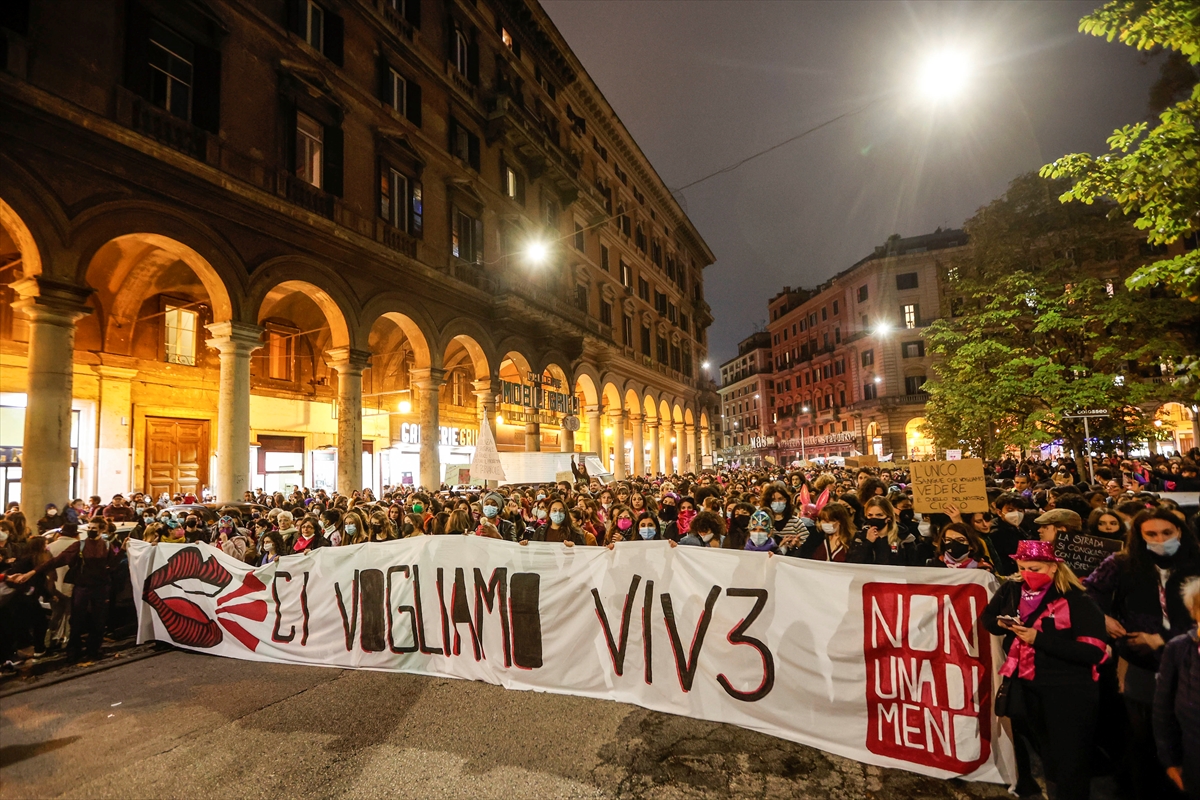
[
  {"x1": 911, "y1": 458, "x2": 989, "y2": 514},
  {"x1": 1053, "y1": 531, "x2": 1122, "y2": 577},
  {"x1": 469, "y1": 412, "x2": 506, "y2": 483}
]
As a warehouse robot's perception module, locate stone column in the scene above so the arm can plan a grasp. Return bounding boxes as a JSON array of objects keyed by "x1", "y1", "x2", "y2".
[
  {"x1": 411, "y1": 367, "x2": 444, "y2": 490},
  {"x1": 665, "y1": 422, "x2": 676, "y2": 474},
  {"x1": 701, "y1": 423, "x2": 711, "y2": 458},
  {"x1": 12, "y1": 278, "x2": 91, "y2": 517},
  {"x1": 326, "y1": 347, "x2": 371, "y2": 495},
  {"x1": 472, "y1": 377, "x2": 498, "y2": 439},
  {"x1": 586, "y1": 405, "x2": 602, "y2": 455},
  {"x1": 630, "y1": 413, "x2": 644, "y2": 476},
  {"x1": 610, "y1": 408, "x2": 627, "y2": 480},
  {"x1": 683, "y1": 423, "x2": 696, "y2": 474},
  {"x1": 93, "y1": 360, "x2": 138, "y2": 499},
  {"x1": 205, "y1": 321, "x2": 263, "y2": 503},
  {"x1": 693, "y1": 423, "x2": 703, "y2": 468},
  {"x1": 648, "y1": 419, "x2": 661, "y2": 476},
  {"x1": 524, "y1": 421, "x2": 541, "y2": 451}
]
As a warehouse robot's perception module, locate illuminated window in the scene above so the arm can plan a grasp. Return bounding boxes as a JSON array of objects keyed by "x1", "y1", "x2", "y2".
[
  {"x1": 163, "y1": 305, "x2": 197, "y2": 366},
  {"x1": 902, "y1": 303, "x2": 918, "y2": 329},
  {"x1": 295, "y1": 112, "x2": 323, "y2": 188},
  {"x1": 265, "y1": 329, "x2": 294, "y2": 381}
]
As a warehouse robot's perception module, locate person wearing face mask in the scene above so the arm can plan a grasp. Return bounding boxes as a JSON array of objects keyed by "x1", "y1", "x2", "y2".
[
  {"x1": 258, "y1": 531, "x2": 285, "y2": 566},
  {"x1": 927, "y1": 522, "x2": 993, "y2": 570},
  {"x1": 1084, "y1": 508, "x2": 1200, "y2": 800},
  {"x1": 521, "y1": 498, "x2": 552, "y2": 540},
  {"x1": 759, "y1": 483, "x2": 809, "y2": 543},
  {"x1": 796, "y1": 502, "x2": 867, "y2": 562},
  {"x1": 319, "y1": 509, "x2": 343, "y2": 547},
  {"x1": 36, "y1": 504, "x2": 61, "y2": 535},
  {"x1": 603, "y1": 505, "x2": 637, "y2": 546},
  {"x1": 64, "y1": 499, "x2": 86, "y2": 526},
  {"x1": 990, "y1": 493, "x2": 1033, "y2": 576},
  {"x1": 679, "y1": 511, "x2": 724, "y2": 548},
  {"x1": 658, "y1": 493, "x2": 680, "y2": 526},
  {"x1": 521, "y1": 499, "x2": 593, "y2": 546},
  {"x1": 859, "y1": 497, "x2": 918, "y2": 566},
  {"x1": 662, "y1": 497, "x2": 698, "y2": 543},
  {"x1": 620, "y1": 512, "x2": 663, "y2": 545},
  {"x1": 981, "y1": 540, "x2": 1109, "y2": 800},
  {"x1": 12, "y1": 520, "x2": 122, "y2": 663},
  {"x1": 477, "y1": 493, "x2": 517, "y2": 541},
  {"x1": 721, "y1": 502, "x2": 756, "y2": 550},
  {"x1": 1154, "y1": 575, "x2": 1200, "y2": 798},
  {"x1": 743, "y1": 510, "x2": 777, "y2": 553},
  {"x1": 1086, "y1": 509, "x2": 1126, "y2": 541}
]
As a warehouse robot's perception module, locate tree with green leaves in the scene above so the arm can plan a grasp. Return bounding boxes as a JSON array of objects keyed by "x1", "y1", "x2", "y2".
[
  {"x1": 1040, "y1": 0, "x2": 1200, "y2": 320},
  {"x1": 924, "y1": 173, "x2": 1195, "y2": 459}
]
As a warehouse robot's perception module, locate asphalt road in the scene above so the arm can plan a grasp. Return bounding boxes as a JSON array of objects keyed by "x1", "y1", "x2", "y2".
[{"x1": 1, "y1": 650, "x2": 1013, "y2": 800}]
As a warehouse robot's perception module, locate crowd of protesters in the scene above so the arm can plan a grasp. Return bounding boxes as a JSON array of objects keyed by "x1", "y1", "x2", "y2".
[{"x1": 1, "y1": 447, "x2": 1198, "y2": 798}]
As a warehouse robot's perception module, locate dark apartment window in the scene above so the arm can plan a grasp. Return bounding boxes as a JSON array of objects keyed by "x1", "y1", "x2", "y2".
[
  {"x1": 905, "y1": 375, "x2": 928, "y2": 395},
  {"x1": 600, "y1": 245, "x2": 610, "y2": 272},
  {"x1": 670, "y1": 343, "x2": 681, "y2": 371},
  {"x1": 387, "y1": 0, "x2": 421, "y2": 28},
  {"x1": 835, "y1": 327, "x2": 841, "y2": 344},
  {"x1": 641, "y1": 325, "x2": 651, "y2": 356},
  {"x1": 862, "y1": 349, "x2": 874, "y2": 367},
  {"x1": 902, "y1": 341, "x2": 925, "y2": 358},
  {"x1": 295, "y1": 112, "x2": 323, "y2": 188},
  {"x1": 667, "y1": 303, "x2": 677, "y2": 325},
  {"x1": 622, "y1": 314, "x2": 633, "y2": 346},
  {"x1": 124, "y1": 5, "x2": 221, "y2": 134},
  {"x1": 635, "y1": 224, "x2": 647, "y2": 253},
  {"x1": 821, "y1": 307, "x2": 828, "y2": 321},
  {"x1": 655, "y1": 291, "x2": 667, "y2": 314},
  {"x1": 637, "y1": 276, "x2": 649, "y2": 300},
  {"x1": 858, "y1": 284, "x2": 868, "y2": 303},
  {"x1": 600, "y1": 300, "x2": 613, "y2": 327},
  {"x1": 380, "y1": 166, "x2": 422, "y2": 235},
  {"x1": 863, "y1": 382, "x2": 877, "y2": 400},
  {"x1": 574, "y1": 222, "x2": 586, "y2": 252},
  {"x1": 381, "y1": 65, "x2": 422, "y2": 126},
  {"x1": 621, "y1": 261, "x2": 632, "y2": 288},
  {"x1": 575, "y1": 284, "x2": 589, "y2": 313},
  {"x1": 839, "y1": 390, "x2": 846, "y2": 406},
  {"x1": 657, "y1": 336, "x2": 668, "y2": 364},
  {"x1": 448, "y1": 117, "x2": 480, "y2": 171},
  {"x1": 286, "y1": 0, "x2": 343, "y2": 66},
  {"x1": 450, "y1": 20, "x2": 479, "y2": 83},
  {"x1": 680, "y1": 313, "x2": 689, "y2": 334},
  {"x1": 451, "y1": 208, "x2": 482, "y2": 262},
  {"x1": 832, "y1": 300, "x2": 839, "y2": 315},
  {"x1": 896, "y1": 272, "x2": 919, "y2": 290}
]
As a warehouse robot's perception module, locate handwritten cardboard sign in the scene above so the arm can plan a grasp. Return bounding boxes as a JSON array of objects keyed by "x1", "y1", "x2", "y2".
[
  {"x1": 845, "y1": 455, "x2": 879, "y2": 469},
  {"x1": 911, "y1": 459, "x2": 989, "y2": 514},
  {"x1": 946, "y1": 449, "x2": 963, "y2": 461},
  {"x1": 1053, "y1": 531, "x2": 1122, "y2": 577}
]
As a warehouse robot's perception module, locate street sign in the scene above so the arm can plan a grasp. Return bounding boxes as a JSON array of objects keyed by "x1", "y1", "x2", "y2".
[{"x1": 1062, "y1": 409, "x2": 1110, "y2": 418}]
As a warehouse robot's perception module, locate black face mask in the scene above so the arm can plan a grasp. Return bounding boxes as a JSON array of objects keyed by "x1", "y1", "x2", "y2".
[
  {"x1": 660, "y1": 506, "x2": 678, "y2": 521},
  {"x1": 899, "y1": 509, "x2": 915, "y2": 524},
  {"x1": 944, "y1": 540, "x2": 971, "y2": 559},
  {"x1": 729, "y1": 516, "x2": 749, "y2": 531}
]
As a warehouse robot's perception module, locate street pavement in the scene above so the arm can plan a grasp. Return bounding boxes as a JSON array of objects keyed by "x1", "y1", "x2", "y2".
[{"x1": 1, "y1": 650, "x2": 1013, "y2": 800}]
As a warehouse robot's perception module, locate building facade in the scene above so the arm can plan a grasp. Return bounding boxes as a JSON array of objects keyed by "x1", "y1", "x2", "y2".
[
  {"x1": 765, "y1": 229, "x2": 966, "y2": 464},
  {"x1": 0, "y1": 0, "x2": 719, "y2": 514},
  {"x1": 715, "y1": 331, "x2": 771, "y2": 466}
]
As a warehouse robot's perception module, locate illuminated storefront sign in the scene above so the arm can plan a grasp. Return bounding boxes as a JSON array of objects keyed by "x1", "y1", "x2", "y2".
[
  {"x1": 398, "y1": 424, "x2": 478, "y2": 447},
  {"x1": 499, "y1": 380, "x2": 578, "y2": 415}
]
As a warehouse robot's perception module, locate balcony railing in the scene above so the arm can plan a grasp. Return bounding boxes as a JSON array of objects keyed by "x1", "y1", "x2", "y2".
[
  {"x1": 121, "y1": 90, "x2": 210, "y2": 161},
  {"x1": 284, "y1": 175, "x2": 335, "y2": 219}
]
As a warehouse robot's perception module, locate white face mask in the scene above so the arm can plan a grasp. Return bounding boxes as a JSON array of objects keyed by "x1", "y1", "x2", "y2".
[
  {"x1": 535, "y1": 509, "x2": 547, "y2": 520},
  {"x1": 750, "y1": 531, "x2": 770, "y2": 546},
  {"x1": 263, "y1": 541, "x2": 274, "y2": 552},
  {"x1": 1003, "y1": 511, "x2": 1024, "y2": 526},
  {"x1": 0, "y1": 531, "x2": 7, "y2": 542},
  {"x1": 700, "y1": 532, "x2": 714, "y2": 543},
  {"x1": 819, "y1": 521, "x2": 837, "y2": 534}
]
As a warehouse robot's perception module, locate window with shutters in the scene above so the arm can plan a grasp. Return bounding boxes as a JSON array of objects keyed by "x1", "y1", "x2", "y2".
[
  {"x1": 379, "y1": 166, "x2": 421, "y2": 235},
  {"x1": 858, "y1": 284, "x2": 868, "y2": 303},
  {"x1": 656, "y1": 336, "x2": 668, "y2": 364},
  {"x1": 500, "y1": 27, "x2": 514, "y2": 50},
  {"x1": 862, "y1": 349, "x2": 874, "y2": 367},
  {"x1": 902, "y1": 341, "x2": 925, "y2": 358},
  {"x1": 449, "y1": 117, "x2": 480, "y2": 171},
  {"x1": 832, "y1": 299, "x2": 839, "y2": 315},
  {"x1": 148, "y1": 21, "x2": 194, "y2": 121},
  {"x1": 667, "y1": 303, "x2": 677, "y2": 324},
  {"x1": 296, "y1": 112, "x2": 323, "y2": 188},
  {"x1": 303, "y1": 0, "x2": 324, "y2": 52},
  {"x1": 390, "y1": 69, "x2": 406, "y2": 115},
  {"x1": 905, "y1": 375, "x2": 927, "y2": 395},
  {"x1": 600, "y1": 245, "x2": 609, "y2": 272},
  {"x1": 453, "y1": 26, "x2": 470, "y2": 77},
  {"x1": 670, "y1": 343, "x2": 681, "y2": 371},
  {"x1": 622, "y1": 314, "x2": 633, "y2": 346},
  {"x1": 451, "y1": 209, "x2": 481, "y2": 262},
  {"x1": 896, "y1": 272, "x2": 919, "y2": 290},
  {"x1": 641, "y1": 325, "x2": 651, "y2": 356},
  {"x1": 574, "y1": 222, "x2": 585, "y2": 252},
  {"x1": 600, "y1": 300, "x2": 612, "y2": 327},
  {"x1": 575, "y1": 284, "x2": 589, "y2": 313}
]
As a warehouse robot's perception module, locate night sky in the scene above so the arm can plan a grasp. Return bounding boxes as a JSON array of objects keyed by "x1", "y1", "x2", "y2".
[{"x1": 541, "y1": 0, "x2": 1162, "y2": 369}]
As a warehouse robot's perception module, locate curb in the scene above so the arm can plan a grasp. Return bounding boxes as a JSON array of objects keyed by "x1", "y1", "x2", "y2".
[{"x1": 0, "y1": 645, "x2": 173, "y2": 699}]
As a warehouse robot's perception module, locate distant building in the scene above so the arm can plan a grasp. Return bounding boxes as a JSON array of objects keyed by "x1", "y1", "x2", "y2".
[
  {"x1": 716, "y1": 331, "x2": 773, "y2": 466},
  {"x1": 767, "y1": 229, "x2": 968, "y2": 463}
]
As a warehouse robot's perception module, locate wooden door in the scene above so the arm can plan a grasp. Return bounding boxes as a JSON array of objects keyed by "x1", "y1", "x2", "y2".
[{"x1": 146, "y1": 417, "x2": 210, "y2": 497}]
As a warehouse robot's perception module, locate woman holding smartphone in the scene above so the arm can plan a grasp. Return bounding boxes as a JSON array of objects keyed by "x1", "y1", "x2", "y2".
[{"x1": 981, "y1": 540, "x2": 1109, "y2": 800}]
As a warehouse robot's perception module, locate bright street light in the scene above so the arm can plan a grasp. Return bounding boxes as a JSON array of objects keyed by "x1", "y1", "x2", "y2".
[
  {"x1": 397, "y1": 400, "x2": 412, "y2": 414},
  {"x1": 495, "y1": 414, "x2": 504, "y2": 424},
  {"x1": 916, "y1": 49, "x2": 972, "y2": 102},
  {"x1": 801, "y1": 406, "x2": 809, "y2": 413},
  {"x1": 701, "y1": 361, "x2": 710, "y2": 370},
  {"x1": 874, "y1": 323, "x2": 891, "y2": 336},
  {"x1": 526, "y1": 240, "x2": 549, "y2": 264}
]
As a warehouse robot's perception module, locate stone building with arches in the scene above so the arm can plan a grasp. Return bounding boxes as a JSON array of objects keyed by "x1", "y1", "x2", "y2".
[{"x1": 0, "y1": 0, "x2": 718, "y2": 513}]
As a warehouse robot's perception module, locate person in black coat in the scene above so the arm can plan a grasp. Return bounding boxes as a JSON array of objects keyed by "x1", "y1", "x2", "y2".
[
  {"x1": 981, "y1": 539, "x2": 1109, "y2": 800},
  {"x1": 1084, "y1": 508, "x2": 1200, "y2": 800},
  {"x1": 1154, "y1": 575, "x2": 1200, "y2": 798}
]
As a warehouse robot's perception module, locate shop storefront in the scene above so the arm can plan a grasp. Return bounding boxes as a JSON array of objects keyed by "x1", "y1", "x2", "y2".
[{"x1": 1, "y1": 401, "x2": 82, "y2": 508}]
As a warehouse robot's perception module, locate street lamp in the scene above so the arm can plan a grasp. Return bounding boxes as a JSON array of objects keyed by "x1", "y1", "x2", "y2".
[
  {"x1": 917, "y1": 50, "x2": 972, "y2": 102},
  {"x1": 525, "y1": 240, "x2": 549, "y2": 265},
  {"x1": 800, "y1": 406, "x2": 810, "y2": 463}
]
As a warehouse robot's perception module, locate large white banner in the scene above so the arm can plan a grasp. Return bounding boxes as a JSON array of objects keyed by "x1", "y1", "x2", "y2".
[{"x1": 128, "y1": 538, "x2": 1014, "y2": 784}]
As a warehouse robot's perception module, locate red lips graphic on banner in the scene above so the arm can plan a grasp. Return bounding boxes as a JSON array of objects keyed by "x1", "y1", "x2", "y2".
[{"x1": 142, "y1": 547, "x2": 268, "y2": 651}]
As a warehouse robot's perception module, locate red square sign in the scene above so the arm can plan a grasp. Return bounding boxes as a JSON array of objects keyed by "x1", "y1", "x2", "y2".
[{"x1": 862, "y1": 582, "x2": 993, "y2": 774}]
